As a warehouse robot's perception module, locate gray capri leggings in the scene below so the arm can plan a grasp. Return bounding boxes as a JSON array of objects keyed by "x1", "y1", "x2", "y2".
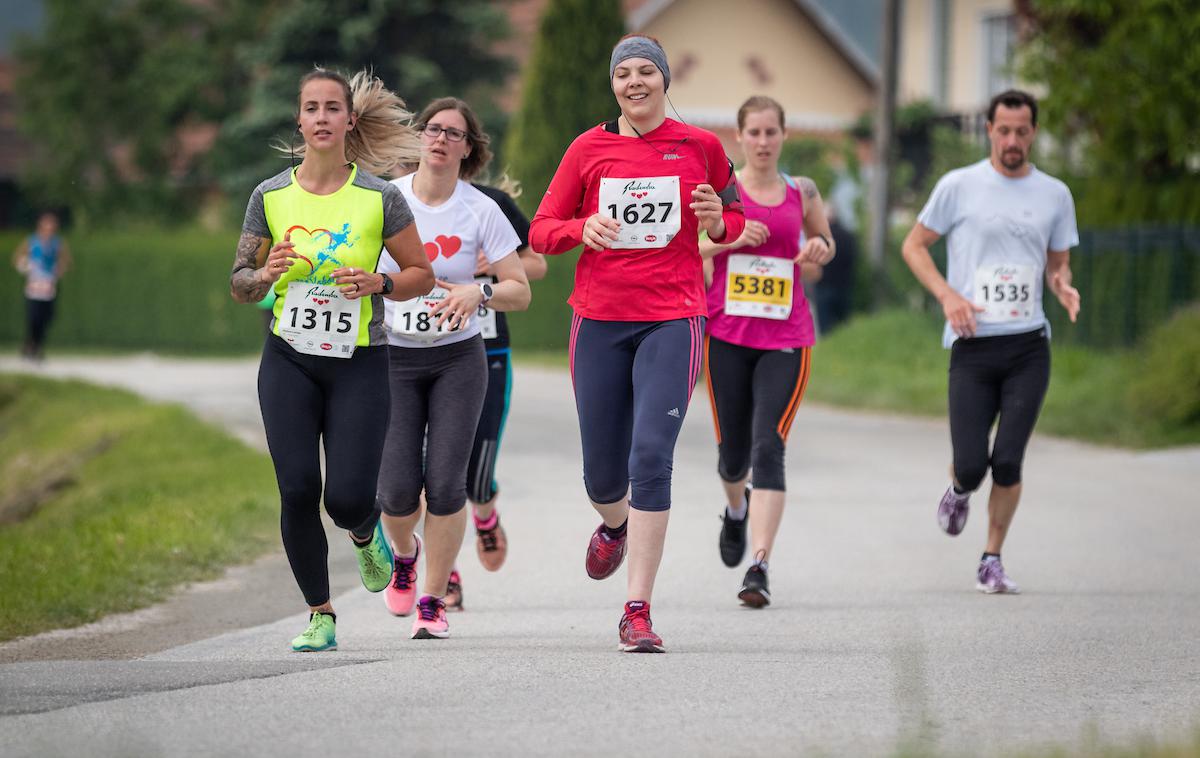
[{"x1": 376, "y1": 335, "x2": 487, "y2": 518}]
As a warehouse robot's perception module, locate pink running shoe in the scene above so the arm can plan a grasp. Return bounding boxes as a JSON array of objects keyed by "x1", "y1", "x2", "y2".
[
  {"x1": 445, "y1": 569, "x2": 464, "y2": 612},
  {"x1": 585, "y1": 523, "x2": 627, "y2": 580},
  {"x1": 937, "y1": 486, "x2": 970, "y2": 536},
  {"x1": 618, "y1": 601, "x2": 664, "y2": 653},
  {"x1": 976, "y1": 558, "x2": 1021, "y2": 594},
  {"x1": 384, "y1": 534, "x2": 421, "y2": 617},
  {"x1": 411, "y1": 595, "x2": 450, "y2": 639}
]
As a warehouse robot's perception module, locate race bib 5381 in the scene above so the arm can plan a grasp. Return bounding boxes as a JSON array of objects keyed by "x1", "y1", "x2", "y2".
[{"x1": 724, "y1": 254, "x2": 794, "y2": 320}]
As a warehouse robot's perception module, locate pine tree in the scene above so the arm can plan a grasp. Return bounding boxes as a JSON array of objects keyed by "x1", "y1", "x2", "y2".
[{"x1": 503, "y1": 0, "x2": 625, "y2": 216}]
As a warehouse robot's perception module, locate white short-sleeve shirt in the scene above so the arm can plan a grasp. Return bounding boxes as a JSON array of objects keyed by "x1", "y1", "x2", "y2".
[
  {"x1": 918, "y1": 159, "x2": 1079, "y2": 347},
  {"x1": 381, "y1": 175, "x2": 521, "y2": 348}
]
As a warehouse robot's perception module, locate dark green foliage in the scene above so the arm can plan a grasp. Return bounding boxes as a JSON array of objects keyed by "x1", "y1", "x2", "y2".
[
  {"x1": 13, "y1": 0, "x2": 249, "y2": 224},
  {"x1": 500, "y1": 0, "x2": 624, "y2": 350},
  {"x1": 13, "y1": 0, "x2": 515, "y2": 226},
  {"x1": 1128, "y1": 305, "x2": 1200, "y2": 430},
  {"x1": 503, "y1": 0, "x2": 624, "y2": 216},
  {"x1": 211, "y1": 0, "x2": 515, "y2": 209},
  {"x1": 1020, "y1": 0, "x2": 1200, "y2": 222},
  {"x1": 0, "y1": 228, "x2": 265, "y2": 353}
]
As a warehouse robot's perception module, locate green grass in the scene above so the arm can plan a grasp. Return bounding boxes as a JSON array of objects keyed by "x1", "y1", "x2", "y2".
[
  {"x1": 0, "y1": 373, "x2": 279, "y2": 642},
  {"x1": 807, "y1": 310, "x2": 1200, "y2": 449}
]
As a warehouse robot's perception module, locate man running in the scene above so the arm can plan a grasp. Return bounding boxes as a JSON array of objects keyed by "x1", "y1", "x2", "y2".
[{"x1": 900, "y1": 89, "x2": 1081, "y2": 594}]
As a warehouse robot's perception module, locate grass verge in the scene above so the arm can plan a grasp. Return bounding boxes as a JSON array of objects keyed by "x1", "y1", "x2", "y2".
[
  {"x1": 807, "y1": 310, "x2": 1200, "y2": 449},
  {"x1": 0, "y1": 373, "x2": 278, "y2": 642}
]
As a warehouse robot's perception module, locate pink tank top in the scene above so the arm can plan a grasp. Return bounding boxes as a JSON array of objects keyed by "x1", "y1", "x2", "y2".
[{"x1": 706, "y1": 175, "x2": 815, "y2": 350}]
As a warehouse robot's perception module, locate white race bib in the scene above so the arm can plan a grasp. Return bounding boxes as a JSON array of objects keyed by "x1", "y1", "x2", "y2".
[
  {"x1": 474, "y1": 276, "x2": 498, "y2": 340},
  {"x1": 391, "y1": 286, "x2": 470, "y2": 342},
  {"x1": 974, "y1": 264, "x2": 1037, "y2": 323},
  {"x1": 598, "y1": 176, "x2": 681, "y2": 249},
  {"x1": 279, "y1": 282, "x2": 360, "y2": 358},
  {"x1": 724, "y1": 254, "x2": 794, "y2": 320},
  {"x1": 24, "y1": 274, "x2": 57, "y2": 302}
]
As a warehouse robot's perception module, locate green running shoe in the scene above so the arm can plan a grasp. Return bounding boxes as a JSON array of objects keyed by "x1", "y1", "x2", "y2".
[
  {"x1": 291, "y1": 612, "x2": 337, "y2": 652},
  {"x1": 354, "y1": 520, "x2": 394, "y2": 593}
]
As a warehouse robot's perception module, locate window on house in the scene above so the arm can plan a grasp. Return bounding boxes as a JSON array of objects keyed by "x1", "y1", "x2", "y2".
[{"x1": 982, "y1": 13, "x2": 1017, "y2": 97}]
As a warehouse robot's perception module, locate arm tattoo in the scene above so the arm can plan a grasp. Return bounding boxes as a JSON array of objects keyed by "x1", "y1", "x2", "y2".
[
  {"x1": 797, "y1": 177, "x2": 819, "y2": 201},
  {"x1": 230, "y1": 232, "x2": 271, "y2": 303}
]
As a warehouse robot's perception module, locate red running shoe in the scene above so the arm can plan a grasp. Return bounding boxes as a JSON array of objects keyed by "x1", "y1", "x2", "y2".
[
  {"x1": 585, "y1": 523, "x2": 627, "y2": 580},
  {"x1": 618, "y1": 601, "x2": 664, "y2": 653},
  {"x1": 445, "y1": 569, "x2": 464, "y2": 612}
]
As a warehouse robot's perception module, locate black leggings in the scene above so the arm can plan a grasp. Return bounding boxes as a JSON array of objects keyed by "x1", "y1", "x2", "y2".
[
  {"x1": 704, "y1": 336, "x2": 812, "y2": 491},
  {"x1": 948, "y1": 328, "x2": 1051, "y2": 492},
  {"x1": 376, "y1": 336, "x2": 487, "y2": 518},
  {"x1": 24, "y1": 298, "x2": 55, "y2": 354},
  {"x1": 258, "y1": 335, "x2": 390, "y2": 607},
  {"x1": 569, "y1": 315, "x2": 705, "y2": 512},
  {"x1": 466, "y1": 348, "x2": 512, "y2": 504}
]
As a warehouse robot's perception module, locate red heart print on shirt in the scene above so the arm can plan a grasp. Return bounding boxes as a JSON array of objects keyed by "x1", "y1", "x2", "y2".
[
  {"x1": 422, "y1": 235, "x2": 464, "y2": 260},
  {"x1": 436, "y1": 235, "x2": 462, "y2": 257}
]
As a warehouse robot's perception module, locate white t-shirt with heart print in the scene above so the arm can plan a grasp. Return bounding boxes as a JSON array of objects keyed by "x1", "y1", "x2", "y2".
[{"x1": 380, "y1": 174, "x2": 522, "y2": 348}]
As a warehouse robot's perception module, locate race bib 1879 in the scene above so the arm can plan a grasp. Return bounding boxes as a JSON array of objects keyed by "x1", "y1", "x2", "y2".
[
  {"x1": 390, "y1": 286, "x2": 470, "y2": 342},
  {"x1": 724, "y1": 254, "x2": 794, "y2": 320},
  {"x1": 974, "y1": 264, "x2": 1036, "y2": 323},
  {"x1": 279, "y1": 282, "x2": 360, "y2": 358},
  {"x1": 598, "y1": 176, "x2": 681, "y2": 249}
]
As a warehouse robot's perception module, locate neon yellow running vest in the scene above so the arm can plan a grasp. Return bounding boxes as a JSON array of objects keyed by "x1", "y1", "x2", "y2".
[{"x1": 263, "y1": 165, "x2": 386, "y2": 347}]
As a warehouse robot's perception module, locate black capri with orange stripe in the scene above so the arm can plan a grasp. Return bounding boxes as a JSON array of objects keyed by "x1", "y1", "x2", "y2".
[{"x1": 704, "y1": 335, "x2": 811, "y2": 491}]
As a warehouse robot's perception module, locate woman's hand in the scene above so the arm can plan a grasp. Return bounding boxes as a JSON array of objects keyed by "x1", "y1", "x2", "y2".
[
  {"x1": 729, "y1": 220, "x2": 769, "y2": 250},
  {"x1": 583, "y1": 213, "x2": 621, "y2": 250},
  {"x1": 691, "y1": 183, "x2": 725, "y2": 238},
  {"x1": 262, "y1": 234, "x2": 299, "y2": 284},
  {"x1": 429, "y1": 279, "x2": 483, "y2": 329},
  {"x1": 332, "y1": 266, "x2": 382, "y2": 301},
  {"x1": 796, "y1": 235, "x2": 834, "y2": 265}
]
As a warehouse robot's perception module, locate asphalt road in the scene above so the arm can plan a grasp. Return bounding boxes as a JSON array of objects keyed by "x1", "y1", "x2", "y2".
[{"x1": 1, "y1": 354, "x2": 1197, "y2": 756}]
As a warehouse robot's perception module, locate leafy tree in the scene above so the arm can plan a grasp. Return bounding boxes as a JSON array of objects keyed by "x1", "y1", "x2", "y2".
[
  {"x1": 212, "y1": 0, "x2": 515, "y2": 205},
  {"x1": 1019, "y1": 0, "x2": 1200, "y2": 221},
  {"x1": 503, "y1": 0, "x2": 625, "y2": 216},
  {"x1": 14, "y1": 0, "x2": 246, "y2": 224}
]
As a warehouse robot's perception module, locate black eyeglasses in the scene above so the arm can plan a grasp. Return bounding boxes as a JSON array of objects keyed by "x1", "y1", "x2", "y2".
[{"x1": 422, "y1": 123, "x2": 467, "y2": 142}]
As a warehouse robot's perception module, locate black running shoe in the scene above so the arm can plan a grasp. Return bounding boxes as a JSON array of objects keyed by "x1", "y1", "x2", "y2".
[
  {"x1": 738, "y1": 564, "x2": 771, "y2": 608},
  {"x1": 718, "y1": 488, "x2": 750, "y2": 567}
]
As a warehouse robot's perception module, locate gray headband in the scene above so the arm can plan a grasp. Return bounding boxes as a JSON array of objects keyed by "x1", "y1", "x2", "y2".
[{"x1": 609, "y1": 37, "x2": 671, "y2": 91}]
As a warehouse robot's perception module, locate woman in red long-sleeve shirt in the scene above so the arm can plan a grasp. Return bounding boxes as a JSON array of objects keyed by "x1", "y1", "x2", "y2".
[{"x1": 530, "y1": 34, "x2": 745, "y2": 653}]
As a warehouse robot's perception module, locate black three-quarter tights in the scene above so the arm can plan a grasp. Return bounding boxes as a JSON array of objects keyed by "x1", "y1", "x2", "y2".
[
  {"x1": 258, "y1": 334, "x2": 390, "y2": 607},
  {"x1": 948, "y1": 328, "x2": 1051, "y2": 492}
]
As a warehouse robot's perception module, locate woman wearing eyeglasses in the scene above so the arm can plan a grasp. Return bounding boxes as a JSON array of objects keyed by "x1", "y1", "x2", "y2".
[{"x1": 375, "y1": 97, "x2": 531, "y2": 639}]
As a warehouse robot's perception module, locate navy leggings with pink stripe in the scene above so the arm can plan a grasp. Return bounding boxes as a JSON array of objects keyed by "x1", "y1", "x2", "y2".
[{"x1": 569, "y1": 314, "x2": 705, "y2": 512}]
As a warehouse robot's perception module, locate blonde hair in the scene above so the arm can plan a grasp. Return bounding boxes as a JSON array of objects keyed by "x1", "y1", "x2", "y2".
[
  {"x1": 479, "y1": 169, "x2": 522, "y2": 199},
  {"x1": 279, "y1": 68, "x2": 422, "y2": 177}
]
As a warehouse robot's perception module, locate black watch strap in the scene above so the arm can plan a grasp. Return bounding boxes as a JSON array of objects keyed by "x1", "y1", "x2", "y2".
[{"x1": 379, "y1": 273, "x2": 393, "y2": 295}]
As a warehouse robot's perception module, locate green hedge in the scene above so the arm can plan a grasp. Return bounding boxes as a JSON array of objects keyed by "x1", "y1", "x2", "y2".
[{"x1": 1, "y1": 227, "x2": 265, "y2": 354}]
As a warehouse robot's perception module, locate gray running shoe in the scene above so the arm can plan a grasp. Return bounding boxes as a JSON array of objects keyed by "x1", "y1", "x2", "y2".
[
  {"x1": 976, "y1": 558, "x2": 1021, "y2": 594},
  {"x1": 937, "y1": 486, "x2": 970, "y2": 536}
]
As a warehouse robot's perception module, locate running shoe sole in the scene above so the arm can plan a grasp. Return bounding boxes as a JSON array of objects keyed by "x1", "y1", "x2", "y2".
[
  {"x1": 412, "y1": 628, "x2": 450, "y2": 640},
  {"x1": 738, "y1": 588, "x2": 771, "y2": 608},
  {"x1": 975, "y1": 582, "x2": 1021, "y2": 595},
  {"x1": 291, "y1": 642, "x2": 337, "y2": 653},
  {"x1": 619, "y1": 639, "x2": 665, "y2": 653}
]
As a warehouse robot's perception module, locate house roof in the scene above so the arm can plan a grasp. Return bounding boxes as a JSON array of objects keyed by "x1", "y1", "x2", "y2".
[{"x1": 628, "y1": 0, "x2": 880, "y2": 86}]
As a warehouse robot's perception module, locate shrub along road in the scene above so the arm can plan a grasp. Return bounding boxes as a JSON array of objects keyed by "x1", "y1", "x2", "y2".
[{"x1": 0, "y1": 354, "x2": 1197, "y2": 756}]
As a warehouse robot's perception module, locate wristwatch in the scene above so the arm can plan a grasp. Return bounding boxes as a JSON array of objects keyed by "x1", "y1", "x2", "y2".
[
  {"x1": 378, "y1": 273, "x2": 394, "y2": 296},
  {"x1": 478, "y1": 281, "x2": 494, "y2": 303},
  {"x1": 817, "y1": 233, "x2": 833, "y2": 251}
]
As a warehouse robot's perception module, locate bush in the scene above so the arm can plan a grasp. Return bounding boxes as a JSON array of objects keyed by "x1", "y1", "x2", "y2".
[
  {"x1": 0, "y1": 226, "x2": 265, "y2": 354},
  {"x1": 1128, "y1": 305, "x2": 1200, "y2": 429}
]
